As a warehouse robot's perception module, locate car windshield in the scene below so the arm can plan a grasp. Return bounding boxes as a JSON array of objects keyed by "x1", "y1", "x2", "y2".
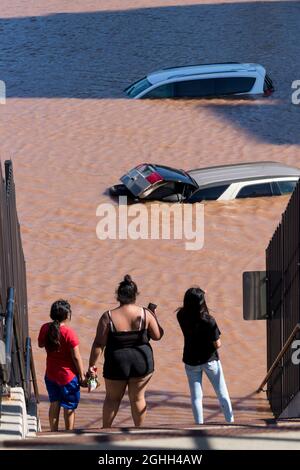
[{"x1": 125, "y1": 77, "x2": 152, "y2": 98}]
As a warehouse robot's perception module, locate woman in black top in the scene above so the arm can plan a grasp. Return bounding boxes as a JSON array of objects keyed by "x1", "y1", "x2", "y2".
[
  {"x1": 88, "y1": 275, "x2": 163, "y2": 428},
  {"x1": 177, "y1": 287, "x2": 234, "y2": 424}
]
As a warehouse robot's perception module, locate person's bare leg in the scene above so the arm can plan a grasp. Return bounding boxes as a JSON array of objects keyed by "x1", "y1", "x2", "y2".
[
  {"x1": 49, "y1": 401, "x2": 61, "y2": 431},
  {"x1": 128, "y1": 374, "x2": 152, "y2": 427},
  {"x1": 64, "y1": 408, "x2": 75, "y2": 430},
  {"x1": 102, "y1": 379, "x2": 127, "y2": 428}
]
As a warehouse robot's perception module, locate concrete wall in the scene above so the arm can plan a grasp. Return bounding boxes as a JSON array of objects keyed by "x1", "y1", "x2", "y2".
[{"x1": 0, "y1": 387, "x2": 39, "y2": 441}]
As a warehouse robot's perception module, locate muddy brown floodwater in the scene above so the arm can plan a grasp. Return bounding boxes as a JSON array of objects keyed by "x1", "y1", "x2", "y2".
[{"x1": 1, "y1": 0, "x2": 299, "y2": 429}]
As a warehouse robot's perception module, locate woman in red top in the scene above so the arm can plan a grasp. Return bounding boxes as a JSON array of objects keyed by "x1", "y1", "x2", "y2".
[{"x1": 38, "y1": 300, "x2": 86, "y2": 431}]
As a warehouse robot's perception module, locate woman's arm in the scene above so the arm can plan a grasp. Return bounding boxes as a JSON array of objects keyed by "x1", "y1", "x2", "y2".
[
  {"x1": 70, "y1": 345, "x2": 86, "y2": 383},
  {"x1": 88, "y1": 313, "x2": 109, "y2": 375},
  {"x1": 212, "y1": 319, "x2": 222, "y2": 349},
  {"x1": 88, "y1": 343, "x2": 104, "y2": 372},
  {"x1": 146, "y1": 308, "x2": 164, "y2": 341}
]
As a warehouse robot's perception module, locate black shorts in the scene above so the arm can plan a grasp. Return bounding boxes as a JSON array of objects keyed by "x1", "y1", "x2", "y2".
[{"x1": 103, "y1": 345, "x2": 154, "y2": 380}]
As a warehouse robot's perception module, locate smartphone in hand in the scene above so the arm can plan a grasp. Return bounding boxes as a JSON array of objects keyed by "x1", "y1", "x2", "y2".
[{"x1": 148, "y1": 303, "x2": 157, "y2": 313}]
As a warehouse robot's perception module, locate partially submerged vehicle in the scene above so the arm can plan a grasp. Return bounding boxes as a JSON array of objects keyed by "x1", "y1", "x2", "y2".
[
  {"x1": 109, "y1": 162, "x2": 300, "y2": 203},
  {"x1": 124, "y1": 63, "x2": 275, "y2": 99}
]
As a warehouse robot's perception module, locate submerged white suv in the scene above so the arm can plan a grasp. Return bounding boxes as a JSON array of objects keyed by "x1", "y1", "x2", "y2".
[{"x1": 125, "y1": 63, "x2": 274, "y2": 99}]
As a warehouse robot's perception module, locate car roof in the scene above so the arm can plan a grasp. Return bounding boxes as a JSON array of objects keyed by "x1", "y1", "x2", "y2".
[
  {"x1": 147, "y1": 63, "x2": 265, "y2": 85},
  {"x1": 188, "y1": 162, "x2": 300, "y2": 188},
  {"x1": 152, "y1": 164, "x2": 198, "y2": 186}
]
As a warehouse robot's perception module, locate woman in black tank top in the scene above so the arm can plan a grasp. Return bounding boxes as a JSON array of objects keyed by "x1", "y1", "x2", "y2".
[
  {"x1": 104, "y1": 307, "x2": 154, "y2": 380},
  {"x1": 88, "y1": 275, "x2": 163, "y2": 428}
]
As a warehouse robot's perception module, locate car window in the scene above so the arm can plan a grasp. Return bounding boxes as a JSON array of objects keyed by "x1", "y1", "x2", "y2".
[
  {"x1": 143, "y1": 84, "x2": 174, "y2": 98},
  {"x1": 144, "y1": 182, "x2": 177, "y2": 200},
  {"x1": 174, "y1": 79, "x2": 215, "y2": 98},
  {"x1": 276, "y1": 180, "x2": 298, "y2": 194},
  {"x1": 125, "y1": 78, "x2": 152, "y2": 98},
  {"x1": 144, "y1": 182, "x2": 190, "y2": 201},
  {"x1": 188, "y1": 185, "x2": 229, "y2": 202},
  {"x1": 215, "y1": 77, "x2": 256, "y2": 95},
  {"x1": 270, "y1": 182, "x2": 281, "y2": 196},
  {"x1": 236, "y1": 182, "x2": 273, "y2": 198},
  {"x1": 136, "y1": 164, "x2": 156, "y2": 177}
]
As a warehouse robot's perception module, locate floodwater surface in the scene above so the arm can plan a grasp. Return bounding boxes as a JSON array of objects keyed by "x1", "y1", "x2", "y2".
[{"x1": 1, "y1": 0, "x2": 299, "y2": 429}]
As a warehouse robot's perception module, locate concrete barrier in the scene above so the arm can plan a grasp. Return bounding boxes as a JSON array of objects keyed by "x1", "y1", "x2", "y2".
[{"x1": 0, "y1": 387, "x2": 39, "y2": 441}]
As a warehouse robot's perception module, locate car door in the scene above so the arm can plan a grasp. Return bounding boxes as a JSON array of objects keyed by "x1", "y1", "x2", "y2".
[
  {"x1": 272, "y1": 180, "x2": 298, "y2": 195},
  {"x1": 174, "y1": 78, "x2": 215, "y2": 98},
  {"x1": 187, "y1": 185, "x2": 230, "y2": 203},
  {"x1": 214, "y1": 77, "x2": 256, "y2": 96},
  {"x1": 143, "y1": 182, "x2": 177, "y2": 201},
  {"x1": 142, "y1": 83, "x2": 174, "y2": 98},
  {"x1": 143, "y1": 182, "x2": 189, "y2": 202},
  {"x1": 235, "y1": 182, "x2": 274, "y2": 198}
]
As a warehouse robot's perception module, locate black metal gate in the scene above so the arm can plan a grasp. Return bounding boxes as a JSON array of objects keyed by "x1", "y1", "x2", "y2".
[
  {"x1": 266, "y1": 183, "x2": 300, "y2": 417},
  {"x1": 0, "y1": 161, "x2": 38, "y2": 405}
]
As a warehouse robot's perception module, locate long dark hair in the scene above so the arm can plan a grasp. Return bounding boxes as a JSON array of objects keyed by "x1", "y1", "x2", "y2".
[
  {"x1": 116, "y1": 274, "x2": 139, "y2": 305},
  {"x1": 177, "y1": 287, "x2": 211, "y2": 328},
  {"x1": 46, "y1": 299, "x2": 71, "y2": 351}
]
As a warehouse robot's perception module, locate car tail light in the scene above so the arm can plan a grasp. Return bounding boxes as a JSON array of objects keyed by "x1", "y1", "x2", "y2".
[
  {"x1": 263, "y1": 75, "x2": 274, "y2": 96},
  {"x1": 264, "y1": 88, "x2": 274, "y2": 97},
  {"x1": 146, "y1": 172, "x2": 163, "y2": 184}
]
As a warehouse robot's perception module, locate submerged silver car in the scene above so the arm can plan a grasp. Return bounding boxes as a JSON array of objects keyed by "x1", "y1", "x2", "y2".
[
  {"x1": 125, "y1": 63, "x2": 275, "y2": 99},
  {"x1": 109, "y1": 162, "x2": 300, "y2": 203}
]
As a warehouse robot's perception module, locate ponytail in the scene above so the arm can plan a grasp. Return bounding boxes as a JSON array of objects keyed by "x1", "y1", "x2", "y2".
[
  {"x1": 46, "y1": 299, "x2": 71, "y2": 351},
  {"x1": 46, "y1": 320, "x2": 61, "y2": 351}
]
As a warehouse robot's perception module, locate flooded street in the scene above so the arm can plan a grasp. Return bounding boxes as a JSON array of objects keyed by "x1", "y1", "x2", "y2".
[{"x1": 1, "y1": 0, "x2": 299, "y2": 429}]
